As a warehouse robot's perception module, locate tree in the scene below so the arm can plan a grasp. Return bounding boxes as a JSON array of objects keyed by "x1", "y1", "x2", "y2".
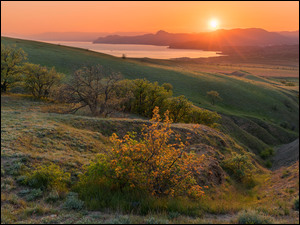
[
  {"x1": 144, "y1": 81, "x2": 171, "y2": 117},
  {"x1": 61, "y1": 65, "x2": 121, "y2": 116},
  {"x1": 113, "y1": 79, "x2": 135, "y2": 113},
  {"x1": 162, "y1": 83, "x2": 173, "y2": 93},
  {"x1": 165, "y1": 95, "x2": 192, "y2": 123},
  {"x1": 1, "y1": 44, "x2": 27, "y2": 93},
  {"x1": 206, "y1": 90, "x2": 222, "y2": 105},
  {"x1": 23, "y1": 63, "x2": 64, "y2": 99},
  {"x1": 128, "y1": 79, "x2": 171, "y2": 117}
]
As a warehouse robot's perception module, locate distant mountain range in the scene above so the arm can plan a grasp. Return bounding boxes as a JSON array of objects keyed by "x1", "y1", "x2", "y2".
[
  {"x1": 93, "y1": 28, "x2": 299, "y2": 50},
  {"x1": 278, "y1": 30, "x2": 299, "y2": 38},
  {"x1": 3, "y1": 32, "x2": 148, "y2": 42}
]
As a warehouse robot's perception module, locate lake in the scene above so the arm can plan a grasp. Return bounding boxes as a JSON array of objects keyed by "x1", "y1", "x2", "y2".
[{"x1": 40, "y1": 41, "x2": 223, "y2": 59}]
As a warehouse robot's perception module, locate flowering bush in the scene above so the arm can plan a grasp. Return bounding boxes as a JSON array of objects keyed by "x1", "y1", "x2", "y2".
[{"x1": 80, "y1": 107, "x2": 205, "y2": 199}]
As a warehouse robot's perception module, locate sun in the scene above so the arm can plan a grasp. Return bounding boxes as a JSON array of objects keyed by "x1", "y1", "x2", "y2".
[{"x1": 209, "y1": 19, "x2": 219, "y2": 30}]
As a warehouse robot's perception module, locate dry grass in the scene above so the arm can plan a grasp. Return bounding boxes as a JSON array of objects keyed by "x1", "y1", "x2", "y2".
[{"x1": 1, "y1": 94, "x2": 299, "y2": 224}]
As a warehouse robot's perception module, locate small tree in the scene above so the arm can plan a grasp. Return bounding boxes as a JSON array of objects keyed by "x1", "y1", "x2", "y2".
[
  {"x1": 61, "y1": 65, "x2": 121, "y2": 116},
  {"x1": 206, "y1": 90, "x2": 222, "y2": 105},
  {"x1": 1, "y1": 44, "x2": 27, "y2": 93},
  {"x1": 165, "y1": 95, "x2": 192, "y2": 123},
  {"x1": 113, "y1": 79, "x2": 135, "y2": 113},
  {"x1": 22, "y1": 63, "x2": 64, "y2": 99}
]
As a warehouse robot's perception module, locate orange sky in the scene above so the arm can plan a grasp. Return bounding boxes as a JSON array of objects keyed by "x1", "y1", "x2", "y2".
[{"x1": 1, "y1": 1, "x2": 299, "y2": 35}]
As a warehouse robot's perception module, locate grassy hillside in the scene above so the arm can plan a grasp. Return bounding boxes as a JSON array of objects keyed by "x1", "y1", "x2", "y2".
[
  {"x1": 1, "y1": 94, "x2": 299, "y2": 224},
  {"x1": 1, "y1": 37, "x2": 299, "y2": 150}
]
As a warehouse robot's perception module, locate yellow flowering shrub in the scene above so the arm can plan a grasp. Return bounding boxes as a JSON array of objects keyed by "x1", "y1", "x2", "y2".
[{"x1": 81, "y1": 107, "x2": 205, "y2": 199}]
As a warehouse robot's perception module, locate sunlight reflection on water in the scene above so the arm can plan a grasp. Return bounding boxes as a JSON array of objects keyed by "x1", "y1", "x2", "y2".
[{"x1": 41, "y1": 41, "x2": 223, "y2": 59}]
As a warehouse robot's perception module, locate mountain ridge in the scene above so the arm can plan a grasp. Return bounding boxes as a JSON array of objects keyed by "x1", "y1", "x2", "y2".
[{"x1": 93, "y1": 28, "x2": 299, "y2": 50}]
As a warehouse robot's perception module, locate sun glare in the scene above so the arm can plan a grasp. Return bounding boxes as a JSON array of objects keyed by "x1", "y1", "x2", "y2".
[{"x1": 209, "y1": 19, "x2": 219, "y2": 30}]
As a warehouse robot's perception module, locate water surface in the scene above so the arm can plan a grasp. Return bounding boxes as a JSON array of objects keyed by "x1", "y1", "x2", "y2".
[{"x1": 41, "y1": 41, "x2": 222, "y2": 59}]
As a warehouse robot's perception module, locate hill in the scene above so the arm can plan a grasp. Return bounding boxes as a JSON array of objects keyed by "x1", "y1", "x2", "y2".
[
  {"x1": 1, "y1": 37, "x2": 299, "y2": 153},
  {"x1": 94, "y1": 28, "x2": 298, "y2": 49},
  {"x1": 7, "y1": 31, "x2": 148, "y2": 42},
  {"x1": 1, "y1": 94, "x2": 299, "y2": 224}
]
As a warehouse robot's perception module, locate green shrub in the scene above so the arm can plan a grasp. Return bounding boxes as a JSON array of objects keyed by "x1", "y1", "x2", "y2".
[
  {"x1": 187, "y1": 107, "x2": 221, "y2": 127},
  {"x1": 294, "y1": 197, "x2": 299, "y2": 211},
  {"x1": 24, "y1": 163, "x2": 70, "y2": 192},
  {"x1": 18, "y1": 188, "x2": 43, "y2": 201},
  {"x1": 62, "y1": 192, "x2": 84, "y2": 211},
  {"x1": 46, "y1": 190, "x2": 60, "y2": 203},
  {"x1": 237, "y1": 210, "x2": 273, "y2": 224},
  {"x1": 165, "y1": 95, "x2": 192, "y2": 123},
  {"x1": 25, "y1": 189, "x2": 43, "y2": 201},
  {"x1": 6, "y1": 161, "x2": 24, "y2": 176},
  {"x1": 260, "y1": 148, "x2": 274, "y2": 160},
  {"x1": 221, "y1": 153, "x2": 256, "y2": 187},
  {"x1": 264, "y1": 160, "x2": 272, "y2": 169}
]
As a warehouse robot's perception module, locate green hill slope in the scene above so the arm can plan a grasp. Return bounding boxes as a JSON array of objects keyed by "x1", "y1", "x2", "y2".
[
  {"x1": 1, "y1": 94, "x2": 299, "y2": 224},
  {"x1": 1, "y1": 37, "x2": 298, "y2": 150}
]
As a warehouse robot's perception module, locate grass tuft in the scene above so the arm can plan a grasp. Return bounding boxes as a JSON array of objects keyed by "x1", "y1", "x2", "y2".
[{"x1": 237, "y1": 210, "x2": 274, "y2": 224}]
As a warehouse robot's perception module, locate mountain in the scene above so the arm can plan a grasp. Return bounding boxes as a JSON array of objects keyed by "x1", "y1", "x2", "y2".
[
  {"x1": 277, "y1": 30, "x2": 299, "y2": 39},
  {"x1": 170, "y1": 28, "x2": 299, "y2": 50},
  {"x1": 4, "y1": 32, "x2": 148, "y2": 42},
  {"x1": 93, "y1": 28, "x2": 299, "y2": 50},
  {"x1": 94, "y1": 30, "x2": 194, "y2": 46},
  {"x1": 26, "y1": 32, "x2": 111, "y2": 41}
]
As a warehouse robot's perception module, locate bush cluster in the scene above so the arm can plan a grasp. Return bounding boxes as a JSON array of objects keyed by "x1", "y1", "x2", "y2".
[
  {"x1": 78, "y1": 107, "x2": 205, "y2": 201},
  {"x1": 1, "y1": 44, "x2": 63, "y2": 98},
  {"x1": 117, "y1": 79, "x2": 221, "y2": 127}
]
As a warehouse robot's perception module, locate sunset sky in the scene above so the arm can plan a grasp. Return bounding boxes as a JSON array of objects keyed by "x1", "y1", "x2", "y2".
[{"x1": 1, "y1": 1, "x2": 299, "y2": 36}]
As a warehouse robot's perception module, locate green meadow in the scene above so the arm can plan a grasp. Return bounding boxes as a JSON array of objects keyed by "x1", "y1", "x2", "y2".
[
  {"x1": 1, "y1": 36, "x2": 299, "y2": 150},
  {"x1": 1, "y1": 37, "x2": 299, "y2": 224}
]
